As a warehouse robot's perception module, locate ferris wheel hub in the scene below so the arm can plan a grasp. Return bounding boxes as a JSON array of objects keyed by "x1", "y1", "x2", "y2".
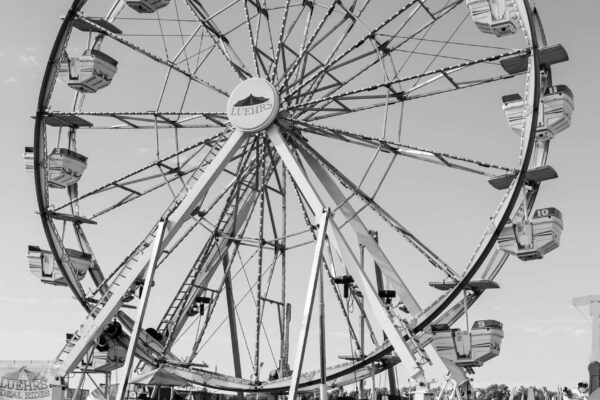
[{"x1": 226, "y1": 78, "x2": 280, "y2": 133}]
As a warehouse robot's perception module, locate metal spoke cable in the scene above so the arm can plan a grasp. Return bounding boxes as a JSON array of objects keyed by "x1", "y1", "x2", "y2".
[
  {"x1": 269, "y1": 0, "x2": 291, "y2": 81},
  {"x1": 283, "y1": 0, "x2": 422, "y2": 99},
  {"x1": 277, "y1": 0, "x2": 339, "y2": 88},
  {"x1": 53, "y1": 133, "x2": 226, "y2": 212},
  {"x1": 288, "y1": 131, "x2": 460, "y2": 280},
  {"x1": 285, "y1": 0, "x2": 464, "y2": 110},
  {"x1": 292, "y1": 119, "x2": 515, "y2": 173},
  {"x1": 377, "y1": 34, "x2": 514, "y2": 51},
  {"x1": 287, "y1": 47, "x2": 526, "y2": 110},
  {"x1": 184, "y1": 0, "x2": 253, "y2": 80},
  {"x1": 291, "y1": 0, "x2": 374, "y2": 107},
  {"x1": 243, "y1": 0, "x2": 260, "y2": 76},
  {"x1": 410, "y1": 11, "x2": 470, "y2": 89},
  {"x1": 77, "y1": 13, "x2": 229, "y2": 96}
]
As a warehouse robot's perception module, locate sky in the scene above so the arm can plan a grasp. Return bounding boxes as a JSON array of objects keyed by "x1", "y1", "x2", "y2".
[{"x1": 0, "y1": 0, "x2": 600, "y2": 392}]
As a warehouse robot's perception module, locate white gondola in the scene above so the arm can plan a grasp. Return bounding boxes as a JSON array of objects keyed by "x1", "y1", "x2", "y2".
[
  {"x1": 126, "y1": 0, "x2": 170, "y2": 13},
  {"x1": 59, "y1": 50, "x2": 117, "y2": 93},
  {"x1": 431, "y1": 320, "x2": 503, "y2": 367},
  {"x1": 498, "y1": 207, "x2": 563, "y2": 261},
  {"x1": 28, "y1": 245, "x2": 92, "y2": 286},
  {"x1": 470, "y1": 320, "x2": 504, "y2": 364},
  {"x1": 503, "y1": 85, "x2": 574, "y2": 140},
  {"x1": 466, "y1": 0, "x2": 519, "y2": 37},
  {"x1": 24, "y1": 147, "x2": 87, "y2": 188}
]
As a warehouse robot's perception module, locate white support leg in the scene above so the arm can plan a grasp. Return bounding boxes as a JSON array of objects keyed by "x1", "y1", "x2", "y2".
[
  {"x1": 267, "y1": 125, "x2": 425, "y2": 380},
  {"x1": 319, "y1": 257, "x2": 328, "y2": 400},
  {"x1": 116, "y1": 220, "x2": 167, "y2": 400},
  {"x1": 287, "y1": 210, "x2": 330, "y2": 400},
  {"x1": 54, "y1": 129, "x2": 245, "y2": 378},
  {"x1": 298, "y1": 145, "x2": 422, "y2": 315}
]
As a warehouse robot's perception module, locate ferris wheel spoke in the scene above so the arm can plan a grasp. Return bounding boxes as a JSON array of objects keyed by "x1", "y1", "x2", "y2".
[
  {"x1": 293, "y1": 0, "x2": 384, "y2": 105},
  {"x1": 268, "y1": 125, "x2": 423, "y2": 314},
  {"x1": 286, "y1": 0, "x2": 465, "y2": 112},
  {"x1": 296, "y1": 71, "x2": 520, "y2": 121},
  {"x1": 293, "y1": 119, "x2": 516, "y2": 177},
  {"x1": 276, "y1": 0, "x2": 339, "y2": 90},
  {"x1": 278, "y1": 1, "x2": 315, "y2": 97},
  {"x1": 44, "y1": 111, "x2": 228, "y2": 130},
  {"x1": 283, "y1": 0, "x2": 444, "y2": 101},
  {"x1": 286, "y1": 131, "x2": 460, "y2": 281},
  {"x1": 287, "y1": 47, "x2": 528, "y2": 111},
  {"x1": 76, "y1": 14, "x2": 230, "y2": 97},
  {"x1": 185, "y1": 0, "x2": 253, "y2": 80},
  {"x1": 242, "y1": 0, "x2": 260, "y2": 77},
  {"x1": 282, "y1": 0, "x2": 363, "y2": 94},
  {"x1": 292, "y1": 0, "x2": 463, "y2": 106},
  {"x1": 267, "y1": 0, "x2": 292, "y2": 81},
  {"x1": 305, "y1": 69, "x2": 520, "y2": 117},
  {"x1": 52, "y1": 132, "x2": 227, "y2": 215}
]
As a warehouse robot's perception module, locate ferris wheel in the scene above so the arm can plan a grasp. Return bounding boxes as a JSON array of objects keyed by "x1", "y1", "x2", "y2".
[{"x1": 27, "y1": 0, "x2": 573, "y2": 398}]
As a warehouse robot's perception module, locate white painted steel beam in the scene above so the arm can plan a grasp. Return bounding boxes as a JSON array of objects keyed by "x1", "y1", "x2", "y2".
[
  {"x1": 288, "y1": 210, "x2": 329, "y2": 400},
  {"x1": 116, "y1": 221, "x2": 167, "y2": 400},
  {"x1": 267, "y1": 125, "x2": 425, "y2": 381},
  {"x1": 299, "y1": 145, "x2": 422, "y2": 315},
  {"x1": 54, "y1": 130, "x2": 245, "y2": 377}
]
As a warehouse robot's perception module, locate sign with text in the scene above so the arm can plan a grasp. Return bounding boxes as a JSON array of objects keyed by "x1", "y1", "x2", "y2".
[{"x1": 0, "y1": 361, "x2": 53, "y2": 400}]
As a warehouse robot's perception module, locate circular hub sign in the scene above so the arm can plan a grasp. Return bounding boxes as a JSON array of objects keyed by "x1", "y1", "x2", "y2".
[{"x1": 227, "y1": 78, "x2": 280, "y2": 133}]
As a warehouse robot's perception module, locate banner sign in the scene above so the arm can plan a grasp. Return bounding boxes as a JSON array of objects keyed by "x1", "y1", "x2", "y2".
[{"x1": 0, "y1": 361, "x2": 53, "y2": 400}]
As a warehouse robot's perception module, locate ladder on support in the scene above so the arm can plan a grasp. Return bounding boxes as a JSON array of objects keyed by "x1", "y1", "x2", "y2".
[
  {"x1": 157, "y1": 149, "x2": 278, "y2": 347},
  {"x1": 157, "y1": 153, "x2": 258, "y2": 336},
  {"x1": 53, "y1": 132, "x2": 242, "y2": 378}
]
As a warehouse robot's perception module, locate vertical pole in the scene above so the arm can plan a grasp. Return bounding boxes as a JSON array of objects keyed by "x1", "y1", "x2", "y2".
[
  {"x1": 254, "y1": 137, "x2": 266, "y2": 383},
  {"x1": 371, "y1": 363, "x2": 376, "y2": 400},
  {"x1": 105, "y1": 373, "x2": 110, "y2": 400},
  {"x1": 72, "y1": 349, "x2": 90, "y2": 400},
  {"x1": 116, "y1": 220, "x2": 167, "y2": 400},
  {"x1": 590, "y1": 302, "x2": 600, "y2": 362},
  {"x1": 288, "y1": 210, "x2": 330, "y2": 400},
  {"x1": 369, "y1": 231, "x2": 397, "y2": 396},
  {"x1": 319, "y1": 259, "x2": 328, "y2": 400},
  {"x1": 223, "y1": 253, "x2": 243, "y2": 400},
  {"x1": 359, "y1": 245, "x2": 365, "y2": 399},
  {"x1": 589, "y1": 301, "x2": 600, "y2": 393},
  {"x1": 281, "y1": 165, "x2": 288, "y2": 378},
  {"x1": 463, "y1": 292, "x2": 469, "y2": 332}
]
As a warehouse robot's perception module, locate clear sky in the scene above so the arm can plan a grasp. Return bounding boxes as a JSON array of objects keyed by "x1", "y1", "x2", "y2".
[{"x1": 0, "y1": 0, "x2": 599, "y2": 392}]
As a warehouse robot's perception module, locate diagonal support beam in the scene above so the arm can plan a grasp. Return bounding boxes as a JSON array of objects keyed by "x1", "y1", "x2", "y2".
[
  {"x1": 222, "y1": 253, "x2": 243, "y2": 400},
  {"x1": 288, "y1": 209, "x2": 330, "y2": 400},
  {"x1": 297, "y1": 145, "x2": 422, "y2": 315},
  {"x1": 116, "y1": 220, "x2": 167, "y2": 400},
  {"x1": 53, "y1": 130, "x2": 245, "y2": 378},
  {"x1": 268, "y1": 125, "x2": 426, "y2": 381}
]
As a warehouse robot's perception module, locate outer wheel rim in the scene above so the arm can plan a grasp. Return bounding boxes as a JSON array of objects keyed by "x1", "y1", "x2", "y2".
[{"x1": 33, "y1": 0, "x2": 548, "y2": 388}]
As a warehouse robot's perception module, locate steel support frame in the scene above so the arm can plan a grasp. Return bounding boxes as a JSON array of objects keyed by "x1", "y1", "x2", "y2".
[
  {"x1": 53, "y1": 129, "x2": 245, "y2": 380},
  {"x1": 268, "y1": 125, "x2": 426, "y2": 383},
  {"x1": 116, "y1": 220, "x2": 168, "y2": 400},
  {"x1": 223, "y1": 253, "x2": 244, "y2": 400},
  {"x1": 370, "y1": 231, "x2": 398, "y2": 396},
  {"x1": 297, "y1": 145, "x2": 422, "y2": 315},
  {"x1": 287, "y1": 209, "x2": 330, "y2": 400}
]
